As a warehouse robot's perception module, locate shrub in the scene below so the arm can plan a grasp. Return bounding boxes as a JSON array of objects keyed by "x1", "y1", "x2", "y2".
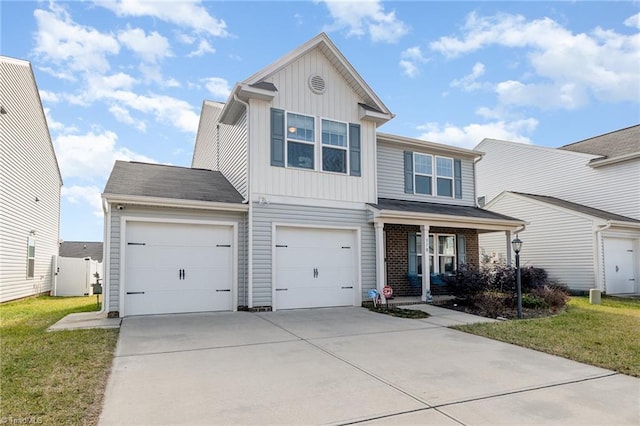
[
  {"x1": 474, "y1": 291, "x2": 513, "y2": 318},
  {"x1": 521, "y1": 293, "x2": 548, "y2": 309},
  {"x1": 445, "y1": 265, "x2": 488, "y2": 298},
  {"x1": 532, "y1": 284, "x2": 569, "y2": 312}
]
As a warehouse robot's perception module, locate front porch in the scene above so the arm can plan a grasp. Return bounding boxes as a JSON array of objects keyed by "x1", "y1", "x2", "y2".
[{"x1": 368, "y1": 198, "x2": 527, "y2": 302}]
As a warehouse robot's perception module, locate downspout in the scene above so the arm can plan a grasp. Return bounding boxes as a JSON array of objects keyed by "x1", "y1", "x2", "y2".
[
  {"x1": 594, "y1": 222, "x2": 613, "y2": 293},
  {"x1": 473, "y1": 156, "x2": 482, "y2": 207},
  {"x1": 100, "y1": 197, "x2": 110, "y2": 315},
  {"x1": 233, "y1": 93, "x2": 252, "y2": 308}
]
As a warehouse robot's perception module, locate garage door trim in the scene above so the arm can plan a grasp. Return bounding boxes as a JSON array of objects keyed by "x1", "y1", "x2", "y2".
[
  {"x1": 271, "y1": 223, "x2": 362, "y2": 311},
  {"x1": 119, "y1": 216, "x2": 239, "y2": 316}
]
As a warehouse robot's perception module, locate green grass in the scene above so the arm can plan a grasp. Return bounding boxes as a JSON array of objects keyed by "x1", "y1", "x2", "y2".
[
  {"x1": 454, "y1": 296, "x2": 640, "y2": 377},
  {"x1": 0, "y1": 296, "x2": 119, "y2": 425}
]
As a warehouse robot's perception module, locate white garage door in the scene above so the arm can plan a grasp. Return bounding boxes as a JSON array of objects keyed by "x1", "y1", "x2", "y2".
[
  {"x1": 124, "y1": 221, "x2": 234, "y2": 316},
  {"x1": 274, "y1": 227, "x2": 356, "y2": 310},
  {"x1": 604, "y1": 238, "x2": 637, "y2": 294}
]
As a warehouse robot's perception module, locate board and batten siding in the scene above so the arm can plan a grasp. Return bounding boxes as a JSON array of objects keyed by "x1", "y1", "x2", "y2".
[
  {"x1": 252, "y1": 203, "x2": 375, "y2": 307},
  {"x1": 476, "y1": 139, "x2": 640, "y2": 220},
  {"x1": 192, "y1": 102, "x2": 249, "y2": 200},
  {"x1": 377, "y1": 142, "x2": 476, "y2": 206},
  {"x1": 479, "y1": 194, "x2": 597, "y2": 291},
  {"x1": 0, "y1": 58, "x2": 61, "y2": 303},
  {"x1": 248, "y1": 47, "x2": 377, "y2": 204},
  {"x1": 107, "y1": 205, "x2": 247, "y2": 313}
]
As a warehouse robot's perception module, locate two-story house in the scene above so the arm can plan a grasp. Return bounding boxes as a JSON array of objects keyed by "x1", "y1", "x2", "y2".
[
  {"x1": 102, "y1": 33, "x2": 524, "y2": 317},
  {"x1": 0, "y1": 56, "x2": 63, "y2": 302},
  {"x1": 475, "y1": 126, "x2": 640, "y2": 295}
]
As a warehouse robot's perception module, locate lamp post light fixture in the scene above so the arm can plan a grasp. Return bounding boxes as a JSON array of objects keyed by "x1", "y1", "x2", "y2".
[{"x1": 512, "y1": 235, "x2": 523, "y2": 319}]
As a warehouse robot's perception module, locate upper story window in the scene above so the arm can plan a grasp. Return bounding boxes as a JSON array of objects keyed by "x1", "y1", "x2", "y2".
[
  {"x1": 271, "y1": 108, "x2": 361, "y2": 177},
  {"x1": 322, "y1": 119, "x2": 348, "y2": 173},
  {"x1": 414, "y1": 153, "x2": 433, "y2": 195},
  {"x1": 405, "y1": 150, "x2": 462, "y2": 199},
  {"x1": 436, "y1": 157, "x2": 453, "y2": 197},
  {"x1": 286, "y1": 113, "x2": 315, "y2": 169}
]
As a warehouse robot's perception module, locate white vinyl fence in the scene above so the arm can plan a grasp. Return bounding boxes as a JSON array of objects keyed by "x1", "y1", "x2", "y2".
[{"x1": 52, "y1": 255, "x2": 102, "y2": 296}]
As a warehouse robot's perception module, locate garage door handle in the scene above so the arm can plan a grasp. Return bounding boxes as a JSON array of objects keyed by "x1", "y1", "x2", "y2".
[
  {"x1": 216, "y1": 289, "x2": 231, "y2": 292},
  {"x1": 126, "y1": 291, "x2": 145, "y2": 295},
  {"x1": 341, "y1": 286, "x2": 353, "y2": 289},
  {"x1": 275, "y1": 288, "x2": 288, "y2": 291}
]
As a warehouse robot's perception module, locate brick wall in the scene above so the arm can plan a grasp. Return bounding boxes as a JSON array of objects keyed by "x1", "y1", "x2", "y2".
[{"x1": 384, "y1": 224, "x2": 479, "y2": 297}]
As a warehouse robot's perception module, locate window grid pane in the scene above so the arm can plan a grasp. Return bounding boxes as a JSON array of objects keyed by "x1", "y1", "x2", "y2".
[
  {"x1": 321, "y1": 120, "x2": 347, "y2": 147},
  {"x1": 437, "y1": 177, "x2": 453, "y2": 197},
  {"x1": 436, "y1": 157, "x2": 453, "y2": 177},
  {"x1": 287, "y1": 113, "x2": 314, "y2": 142},
  {"x1": 287, "y1": 142, "x2": 314, "y2": 169},
  {"x1": 415, "y1": 175, "x2": 432, "y2": 195},
  {"x1": 322, "y1": 147, "x2": 346, "y2": 173},
  {"x1": 415, "y1": 154, "x2": 432, "y2": 175}
]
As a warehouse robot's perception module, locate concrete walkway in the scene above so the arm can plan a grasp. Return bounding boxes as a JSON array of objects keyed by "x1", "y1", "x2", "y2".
[
  {"x1": 47, "y1": 311, "x2": 121, "y2": 331},
  {"x1": 99, "y1": 307, "x2": 640, "y2": 425}
]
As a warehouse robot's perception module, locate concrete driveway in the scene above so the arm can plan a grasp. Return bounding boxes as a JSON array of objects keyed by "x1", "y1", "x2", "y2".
[{"x1": 100, "y1": 307, "x2": 640, "y2": 425}]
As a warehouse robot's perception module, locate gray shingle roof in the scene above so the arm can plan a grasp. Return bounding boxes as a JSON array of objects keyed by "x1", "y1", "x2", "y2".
[
  {"x1": 559, "y1": 124, "x2": 640, "y2": 159},
  {"x1": 59, "y1": 241, "x2": 103, "y2": 262},
  {"x1": 511, "y1": 192, "x2": 640, "y2": 223},
  {"x1": 104, "y1": 161, "x2": 245, "y2": 204},
  {"x1": 369, "y1": 198, "x2": 522, "y2": 222}
]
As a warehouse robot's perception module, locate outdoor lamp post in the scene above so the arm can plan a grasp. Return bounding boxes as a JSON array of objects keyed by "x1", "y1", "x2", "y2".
[{"x1": 512, "y1": 236, "x2": 523, "y2": 319}]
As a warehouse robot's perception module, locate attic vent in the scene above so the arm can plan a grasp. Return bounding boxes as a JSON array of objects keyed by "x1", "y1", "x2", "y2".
[{"x1": 309, "y1": 74, "x2": 326, "y2": 94}]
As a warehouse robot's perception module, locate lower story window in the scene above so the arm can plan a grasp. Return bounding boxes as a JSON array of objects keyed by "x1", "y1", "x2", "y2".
[
  {"x1": 410, "y1": 233, "x2": 456, "y2": 277},
  {"x1": 27, "y1": 236, "x2": 36, "y2": 279}
]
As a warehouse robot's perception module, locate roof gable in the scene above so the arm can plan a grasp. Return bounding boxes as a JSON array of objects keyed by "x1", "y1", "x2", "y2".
[
  {"x1": 244, "y1": 33, "x2": 391, "y2": 116},
  {"x1": 559, "y1": 124, "x2": 640, "y2": 159}
]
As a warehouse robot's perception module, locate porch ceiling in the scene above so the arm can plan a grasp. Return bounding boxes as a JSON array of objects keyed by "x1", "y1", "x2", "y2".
[{"x1": 368, "y1": 198, "x2": 526, "y2": 232}]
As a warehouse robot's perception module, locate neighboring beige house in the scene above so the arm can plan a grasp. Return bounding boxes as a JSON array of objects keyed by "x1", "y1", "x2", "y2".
[
  {"x1": 476, "y1": 126, "x2": 640, "y2": 295},
  {"x1": 102, "y1": 33, "x2": 524, "y2": 318},
  {"x1": 0, "y1": 56, "x2": 62, "y2": 303}
]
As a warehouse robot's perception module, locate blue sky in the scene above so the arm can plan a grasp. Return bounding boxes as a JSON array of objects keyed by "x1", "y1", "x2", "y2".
[{"x1": 2, "y1": 1, "x2": 638, "y2": 242}]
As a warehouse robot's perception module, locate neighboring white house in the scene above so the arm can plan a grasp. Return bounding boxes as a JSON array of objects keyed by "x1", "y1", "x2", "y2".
[
  {"x1": 102, "y1": 33, "x2": 524, "y2": 317},
  {"x1": 476, "y1": 126, "x2": 640, "y2": 295},
  {"x1": 0, "y1": 56, "x2": 62, "y2": 303}
]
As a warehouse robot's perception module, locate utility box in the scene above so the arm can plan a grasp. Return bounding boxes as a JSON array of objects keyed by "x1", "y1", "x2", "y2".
[
  {"x1": 92, "y1": 283, "x2": 103, "y2": 295},
  {"x1": 589, "y1": 289, "x2": 601, "y2": 305}
]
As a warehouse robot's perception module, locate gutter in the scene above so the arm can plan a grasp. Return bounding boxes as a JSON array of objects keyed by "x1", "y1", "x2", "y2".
[
  {"x1": 233, "y1": 93, "x2": 253, "y2": 308},
  {"x1": 102, "y1": 194, "x2": 249, "y2": 212}
]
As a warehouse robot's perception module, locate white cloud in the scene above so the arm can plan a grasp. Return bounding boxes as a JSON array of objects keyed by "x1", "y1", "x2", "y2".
[
  {"x1": 96, "y1": 0, "x2": 229, "y2": 37},
  {"x1": 322, "y1": 0, "x2": 408, "y2": 43},
  {"x1": 39, "y1": 90, "x2": 60, "y2": 103},
  {"x1": 118, "y1": 27, "x2": 172, "y2": 63},
  {"x1": 109, "y1": 104, "x2": 147, "y2": 132},
  {"x1": 202, "y1": 77, "x2": 231, "y2": 100},
  {"x1": 187, "y1": 39, "x2": 215, "y2": 57},
  {"x1": 399, "y1": 46, "x2": 427, "y2": 77},
  {"x1": 54, "y1": 130, "x2": 155, "y2": 180},
  {"x1": 417, "y1": 119, "x2": 538, "y2": 149},
  {"x1": 624, "y1": 12, "x2": 640, "y2": 29},
  {"x1": 61, "y1": 185, "x2": 104, "y2": 217},
  {"x1": 43, "y1": 107, "x2": 65, "y2": 132},
  {"x1": 87, "y1": 72, "x2": 137, "y2": 93},
  {"x1": 450, "y1": 62, "x2": 487, "y2": 91},
  {"x1": 430, "y1": 12, "x2": 640, "y2": 108},
  {"x1": 33, "y1": 6, "x2": 119, "y2": 74}
]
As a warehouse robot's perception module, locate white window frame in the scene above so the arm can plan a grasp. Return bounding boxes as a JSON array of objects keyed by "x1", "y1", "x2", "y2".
[
  {"x1": 27, "y1": 236, "x2": 36, "y2": 279},
  {"x1": 435, "y1": 156, "x2": 454, "y2": 198},
  {"x1": 285, "y1": 111, "x2": 316, "y2": 170},
  {"x1": 413, "y1": 153, "x2": 433, "y2": 195},
  {"x1": 321, "y1": 118, "x2": 350, "y2": 174},
  {"x1": 416, "y1": 233, "x2": 456, "y2": 276}
]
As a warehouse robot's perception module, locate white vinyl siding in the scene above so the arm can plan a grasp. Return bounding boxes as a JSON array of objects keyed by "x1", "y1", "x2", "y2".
[
  {"x1": 252, "y1": 203, "x2": 374, "y2": 308},
  {"x1": 377, "y1": 142, "x2": 476, "y2": 206},
  {"x1": 476, "y1": 139, "x2": 640, "y2": 220},
  {"x1": 0, "y1": 58, "x2": 62, "y2": 303},
  {"x1": 479, "y1": 193, "x2": 597, "y2": 291},
  {"x1": 192, "y1": 102, "x2": 248, "y2": 200},
  {"x1": 249, "y1": 47, "x2": 377, "y2": 204},
  {"x1": 107, "y1": 205, "x2": 247, "y2": 313}
]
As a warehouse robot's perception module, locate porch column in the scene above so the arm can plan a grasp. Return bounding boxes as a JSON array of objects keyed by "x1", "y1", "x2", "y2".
[
  {"x1": 505, "y1": 230, "x2": 513, "y2": 266},
  {"x1": 421, "y1": 224, "x2": 430, "y2": 301},
  {"x1": 375, "y1": 222, "x2": 385, "y2": 294}
]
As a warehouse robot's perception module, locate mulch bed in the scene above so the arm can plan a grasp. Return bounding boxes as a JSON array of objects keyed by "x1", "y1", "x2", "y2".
[{"x1": 434, "y1": 298, "x2": 563, "y2": 320}]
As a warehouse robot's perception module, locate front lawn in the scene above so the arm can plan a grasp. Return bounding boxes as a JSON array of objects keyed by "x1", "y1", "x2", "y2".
[
  {"x1": 454, "y1": 296, "x2": 640, "y2": 377},
  {"x1": 0, "y1": 296, "x2": 119, "y2": 425}
]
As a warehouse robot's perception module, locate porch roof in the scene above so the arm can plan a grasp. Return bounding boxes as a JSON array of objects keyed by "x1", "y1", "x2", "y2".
[{"x1": 367, "y1": 198, "x2": 526, "y2": 232}]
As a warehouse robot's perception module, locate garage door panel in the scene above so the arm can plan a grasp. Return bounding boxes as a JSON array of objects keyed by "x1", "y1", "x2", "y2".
[
  {"x1": 124, "y1": 222, "x2": 234, "y2": 316},
  {"x1": 275, "y1": 227, "x2": 356, "y2": 310}
]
